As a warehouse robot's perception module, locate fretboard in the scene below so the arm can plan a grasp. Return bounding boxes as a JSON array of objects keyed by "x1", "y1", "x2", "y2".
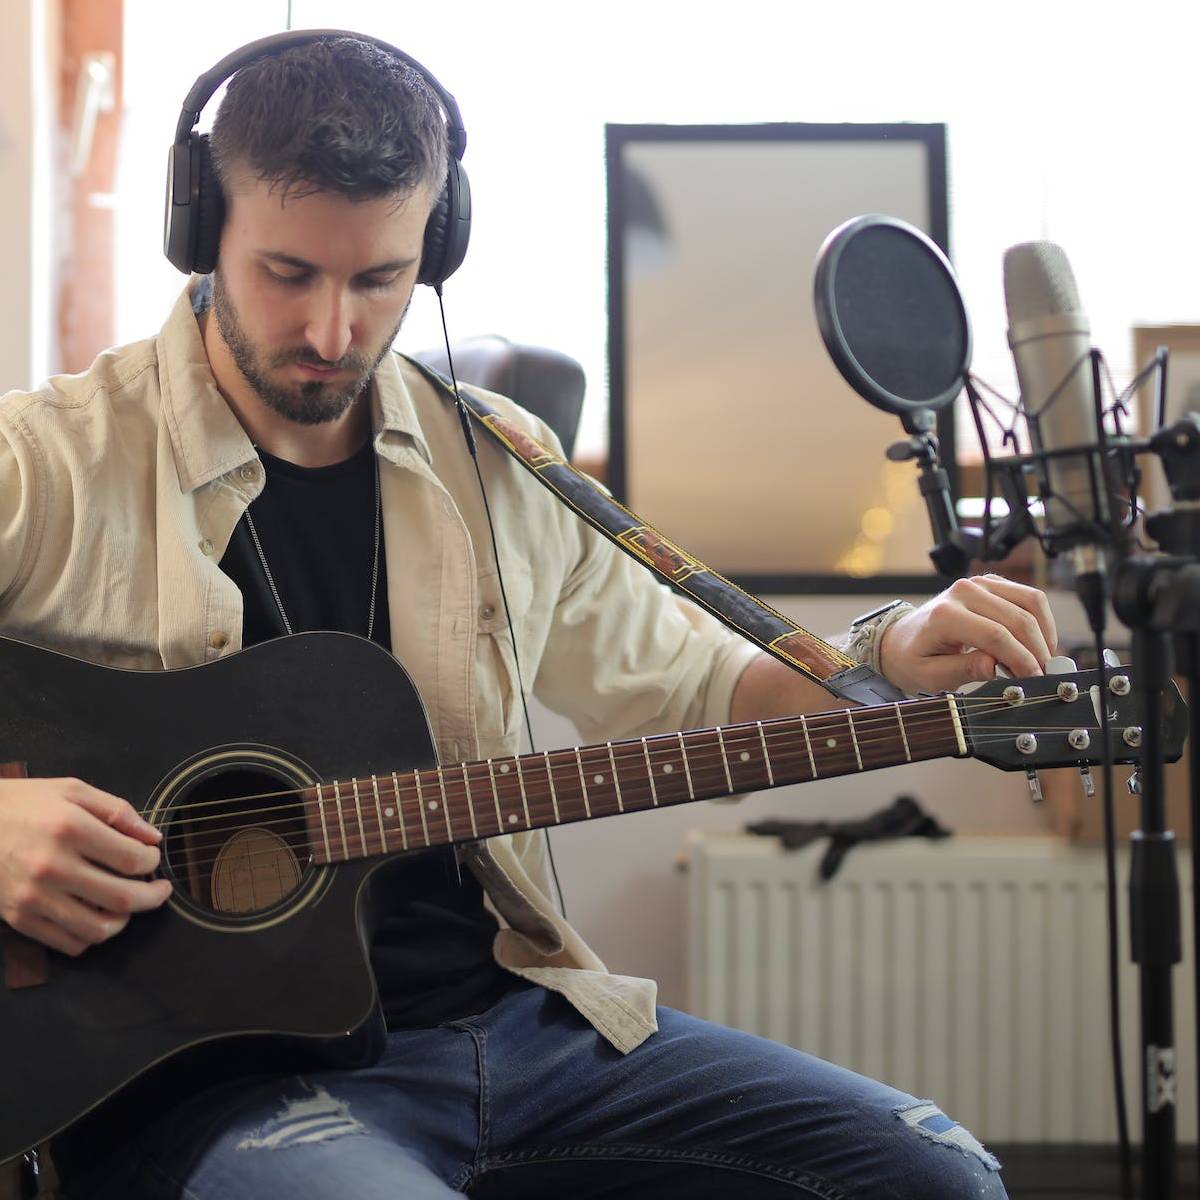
[{"x1": 303, "y1": 695, "x2": 967, "y2": 865}]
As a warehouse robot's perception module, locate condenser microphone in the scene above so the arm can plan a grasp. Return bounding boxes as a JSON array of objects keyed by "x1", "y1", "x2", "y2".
[
  {"x1": 1003, "y1": 242, "x2": 1111, "y2": 544},
  {"x1": 1004, "y1": 242, "x2": 1111, "y2": 629}
]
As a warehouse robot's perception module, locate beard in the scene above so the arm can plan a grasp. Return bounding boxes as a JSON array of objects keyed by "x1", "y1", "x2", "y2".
[{"x1": 211, "y1": 267, "x2": 409, "y2": 426}]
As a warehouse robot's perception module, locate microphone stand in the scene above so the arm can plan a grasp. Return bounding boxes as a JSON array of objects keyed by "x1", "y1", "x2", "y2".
[
  {"x1": 910, "y1": 369, "x2": 1196, "y2": 1199},
  {"x1": 1137, "y1": 415, "x2": 1200, "y2": 1177}
]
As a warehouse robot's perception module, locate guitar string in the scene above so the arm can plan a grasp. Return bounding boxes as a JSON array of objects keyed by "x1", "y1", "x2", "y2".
[
  {"x1": 154, "y1": 714, "x2": 1111, "y2": 834},
  {"x1": 135, "y1": 691, "x2": 1084, "y2": 819},
  {"x1": 138, "y1": 705, "x2": 1112, "y2": 832},
  {"x1": 151, "y1": 724, "x2": 1129, "y2": 872}
]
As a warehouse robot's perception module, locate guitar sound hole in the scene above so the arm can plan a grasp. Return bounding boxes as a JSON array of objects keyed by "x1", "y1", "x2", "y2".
[{"x1": 161, "y1": 767, "x2": 312, "y2": 916}]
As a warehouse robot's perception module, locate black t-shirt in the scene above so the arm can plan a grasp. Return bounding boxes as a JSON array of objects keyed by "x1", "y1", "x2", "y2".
[{"x1": 219, "y1": 439, "x2": 508, "y2": 1030}]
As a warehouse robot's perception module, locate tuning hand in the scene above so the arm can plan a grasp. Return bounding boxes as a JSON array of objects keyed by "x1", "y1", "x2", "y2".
[
  {"x1": 0, "y1": 778, "x2": 172, "y2": 955},
  {"x1": 879, "y1": 574, "x2": 1057, "y2": 695}
]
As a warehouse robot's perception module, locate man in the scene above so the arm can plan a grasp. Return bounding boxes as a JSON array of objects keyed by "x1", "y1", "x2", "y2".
[{"x1": 0, "y1": 33, "x2": 1051, "y2": 1199}]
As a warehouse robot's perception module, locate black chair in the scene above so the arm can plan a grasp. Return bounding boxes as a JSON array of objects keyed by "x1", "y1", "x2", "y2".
[{"x1": 411, "y1": 335, "x2": 585, "y2": 460}]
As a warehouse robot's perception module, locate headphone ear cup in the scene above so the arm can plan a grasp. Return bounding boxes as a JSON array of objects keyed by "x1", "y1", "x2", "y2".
[
  {"x1": 418, "y1": 157, "x2": 470, "y2": 288},
  {"x1": 191, "y1": 134, "x2": 226, "y2": 275}
]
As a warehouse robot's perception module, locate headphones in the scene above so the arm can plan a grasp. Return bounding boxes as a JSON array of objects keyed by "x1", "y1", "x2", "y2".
[{"x1": 163, "y1": 29, "x2": 471, "y2": 287}]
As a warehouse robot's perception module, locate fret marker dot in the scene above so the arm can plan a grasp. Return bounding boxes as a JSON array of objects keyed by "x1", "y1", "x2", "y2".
[
  {"x1": 739, "y1": 751, "x2": 750, "y2": 762},
  {"x1": 429, "y1": 800, "x2": 439, "y2": 811},
  {"x1": 826, "y1": 737, "x2": 837, "y2": 748},
  {"x1": 384, "y1": 807, "x2": 394, "y2": 818},
  {"x1": 499, "y1": 763, "x2": 511, "y2": 774},
  {"x1": 507, "y1": 813, "x2": 518, "y2": 825},
  {"x1": 594, "y1": 774, "x2": 605, "y2": 784},
  {"x1": 662, "y1": 764, "x2": 674, "y2": 774}
]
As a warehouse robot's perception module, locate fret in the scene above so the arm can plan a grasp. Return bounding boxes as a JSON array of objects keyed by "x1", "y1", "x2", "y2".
[
  {"x1": 461, "y1": 763, "x2": 479, "y2": 838},
  {"x1": 413, "y1": 771, "x2": 432, "y2": 846},
  {"x1": 808, "y1": 710, "x2": 875, "y2": 777},
  {"x1": 492, "y1": 758, "x2": 528, "y2": 831},
  {"x1": 846, "y1": 711, "x2": 864, "y2": 772},
  {"x1": 574, "y1": 747, "x2": 592, "y2": 818},
  {"x1": 756, "y1": 721, "x2": 775, "y2": 786},
  {"x1": 487, "y1": 759, "x2": 504, "y2": 831},
  {"x1": 370, "y1": 775, "x2": 388, "y2": 854},
  {"x1": 314, "y1": 782, "x2": 332, "y2": 861},
  {"x1": 351, "y1": 777, "x2": 369, "y2": 855},
  {"x1": 721, "y1": 724, "x2": 768, "y2": 793},
  {"x1": 389, "y1": 771, "x2": 410, "y2": 851},
  {"x1": 641, "y1": 738, "x2": 659, "y2": 807},
  {"x1": 577, "y1": 745, "x2": 620, "y2": 817},
  {"x1": 543, "y1": 751, "x2": 562, "y2": 823},
  {"x1": 677, "y1": 733, "x2": 695, "y2": 799},
  {"x1": 638, "y1": 735, "x2": 687, "y2": 805},
  {"x1": 513, "y1": 757, "x2": 532, "y2": 827},
  {"x1": 797, "y1": 715, "x2": 817, "y2": 778},
  {"x1": 714, "y1": 727, "x2": 734, "y2": 793},
  {"x1": 606, "y1": 742, "x2": 625, "y2": 812},
  {"x1": 895, "y1": 703, "x2": 911, "y2": 762},
  {"x1": 332, "y1": 780, "x2": 349, "y2": 861},
  {"x1": 435, "y1": 769, "x2": 453, "y2": 842}
]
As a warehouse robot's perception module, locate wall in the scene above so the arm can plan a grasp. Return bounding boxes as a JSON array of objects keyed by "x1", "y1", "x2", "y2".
[{"x1": 0, "y1": 0, "x2": 60, "y2": 389}]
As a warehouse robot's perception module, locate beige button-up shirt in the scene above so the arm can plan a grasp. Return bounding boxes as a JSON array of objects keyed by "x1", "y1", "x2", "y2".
[{"x1": 0, "y1": 283, "x2": 758, "y2": 1053}]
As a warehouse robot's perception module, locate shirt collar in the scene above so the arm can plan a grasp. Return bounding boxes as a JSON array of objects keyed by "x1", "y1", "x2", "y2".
[{"x1": 157, "y1": 278, "x2": 431, "y2": 493}]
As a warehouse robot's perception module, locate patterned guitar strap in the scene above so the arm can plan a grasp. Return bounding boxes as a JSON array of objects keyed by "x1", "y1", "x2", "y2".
[{"x1": 408, "y1": 358, "x2": 904, "y2": 706}]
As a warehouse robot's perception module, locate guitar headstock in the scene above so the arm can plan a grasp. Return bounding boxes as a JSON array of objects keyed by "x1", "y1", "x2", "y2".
[{"x1": 960, "y1": 666, "x2": 1187, "y2": 772}]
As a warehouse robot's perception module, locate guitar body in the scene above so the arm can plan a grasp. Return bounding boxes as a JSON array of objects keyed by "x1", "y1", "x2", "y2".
[{"x1": 0, "y1": 632, "x2": 437, "y2": 1162}]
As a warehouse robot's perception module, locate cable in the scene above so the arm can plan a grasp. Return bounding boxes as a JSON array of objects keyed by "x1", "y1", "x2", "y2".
[
  {"x1": 1094, "y1": 623, "x2": 1133, "y2": 1200},
  {"x1": 433, "y1": 284, "x2": 569, "y2": 918}
]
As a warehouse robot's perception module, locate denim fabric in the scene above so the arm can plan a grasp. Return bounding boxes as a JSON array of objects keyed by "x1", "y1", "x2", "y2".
[{"x1": 70, "y1": 982, "x2": 1006, "y2": 1200}]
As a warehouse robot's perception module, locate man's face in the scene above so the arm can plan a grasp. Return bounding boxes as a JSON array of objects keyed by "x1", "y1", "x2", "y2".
[{"x1": 211, "y1": 171, "x2": 435, "y2": 426}]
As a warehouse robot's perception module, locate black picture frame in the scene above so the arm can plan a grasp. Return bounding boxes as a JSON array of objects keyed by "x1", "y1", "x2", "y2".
[{"x1": 605, "y1": 121, "x2": 954, "y2": 596}]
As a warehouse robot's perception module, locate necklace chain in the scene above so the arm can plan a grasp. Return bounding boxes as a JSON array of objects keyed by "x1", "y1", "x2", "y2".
[{"x1": 242, "y1": 451, "x2": 382, "y2": 641}]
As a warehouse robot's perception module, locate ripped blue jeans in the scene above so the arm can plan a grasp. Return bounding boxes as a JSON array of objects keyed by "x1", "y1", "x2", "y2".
[{"x1": 72, "y1": 981, "x2": 1006, "y2": 1199}]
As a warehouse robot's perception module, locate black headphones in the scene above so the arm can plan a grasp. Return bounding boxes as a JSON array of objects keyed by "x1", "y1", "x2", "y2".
[{"x1": 163, "y1": 28, "x2": 471, "y2": 287}]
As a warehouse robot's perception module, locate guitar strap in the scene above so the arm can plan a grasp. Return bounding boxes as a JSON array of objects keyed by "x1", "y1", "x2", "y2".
[{"x1": 405, "y1": 357, "x2": 905, "y2": 706}]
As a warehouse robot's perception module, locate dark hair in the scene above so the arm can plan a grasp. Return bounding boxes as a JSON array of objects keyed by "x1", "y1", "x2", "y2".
[{"x1": 209, "y1": 36, "x2": 449, "y2": 203}]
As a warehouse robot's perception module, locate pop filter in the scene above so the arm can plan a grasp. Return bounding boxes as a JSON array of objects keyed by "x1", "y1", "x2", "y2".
[{"x1": 813, "y1": 214, "x2": 971, "y2": 434}]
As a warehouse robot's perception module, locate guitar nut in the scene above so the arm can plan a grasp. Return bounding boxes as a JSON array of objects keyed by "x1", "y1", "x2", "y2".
[
  {"x1": 1016, "y1": 732, "x2": 1038, "y2": 755},
  {"x1": 1109, "y1": 675, "x2": 1131, "y2": 696},
  {"x1": 1068, "y1": 728, "x2": 1091, "y2": 750},
  {"x1": 1003, "y1": 686, "x2": 1025, "y2": 705},
  {"x1": 1123, "y1": 726, "x2": 1142, "y2": 748}
]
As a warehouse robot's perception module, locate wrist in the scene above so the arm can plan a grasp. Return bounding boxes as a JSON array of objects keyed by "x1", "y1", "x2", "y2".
[{"x1": 841, "y1": 600, "x2": 915, "y2": 681}]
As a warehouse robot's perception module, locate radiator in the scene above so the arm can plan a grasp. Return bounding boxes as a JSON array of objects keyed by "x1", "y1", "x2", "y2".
[{"x1": 686, "y1": 832, "x2": 1197, "y2": 1144}]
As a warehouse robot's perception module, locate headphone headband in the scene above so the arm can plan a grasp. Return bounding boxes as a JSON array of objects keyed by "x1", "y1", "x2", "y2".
[
  {"x1": 164, "y1": 28, "x2": 471, "y2": 285},
  {"x1": 173, "y1": 29, "x2": 466, "y2": 160}
]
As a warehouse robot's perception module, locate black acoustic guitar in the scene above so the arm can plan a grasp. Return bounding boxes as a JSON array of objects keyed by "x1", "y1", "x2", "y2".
[{"x1": 0, "y1": 631, "x2": 1185, "y2": 1166}]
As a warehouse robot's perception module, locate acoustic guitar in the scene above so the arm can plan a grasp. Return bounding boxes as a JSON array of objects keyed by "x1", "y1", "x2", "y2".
[{"x1": 0, "y1": 630, "x2": 1185, "y2": 1166}]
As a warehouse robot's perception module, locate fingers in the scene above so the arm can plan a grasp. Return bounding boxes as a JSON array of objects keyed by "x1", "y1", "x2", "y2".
[
  {"x1": 940, "y1": 578, "x2": 1056, "y2": 676},
  {"x1": 8, "y1": 912, "x2": 89, "y2": 958},
  {"x1": 971, "y1": 574, "x2": 1058, "y2": 658},
  {"x1": 63, "y1": 780, "x2": 162, "y2": 845},
  {"x1": 54, "y1": 785, "x2": 162, "y2": 878},
  {"x1": 63, "y1": 860, "x2": 173, "y2": 915}
]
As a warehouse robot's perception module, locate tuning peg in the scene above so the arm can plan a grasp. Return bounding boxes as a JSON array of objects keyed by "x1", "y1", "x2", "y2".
[
  {"x1": 1025, "y1": 769, "x2": 1044, "y2": 804},
  {"x1": 1079, "y1": 766, "x2": 1096, "y2": 798},
  {"x1": 1102, "y1": 649, "x2": 1122, "y2": 668},
  {"x1": 1126, "y1": 769, "x2": 1142, "y2": 796},
  {"x1": 1047, "y1": 655, "x2": 1079, "y2": 675}
]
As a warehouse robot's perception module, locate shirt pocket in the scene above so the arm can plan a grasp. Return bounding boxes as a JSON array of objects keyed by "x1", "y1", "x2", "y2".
[{"x1": 474, "y1": 563, "x2": 535, "y2": 747}]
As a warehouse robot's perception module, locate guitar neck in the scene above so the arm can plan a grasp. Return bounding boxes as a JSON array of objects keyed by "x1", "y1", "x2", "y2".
[{"x1": 304, "y1": 694, "x2": 969, "y2": 865}]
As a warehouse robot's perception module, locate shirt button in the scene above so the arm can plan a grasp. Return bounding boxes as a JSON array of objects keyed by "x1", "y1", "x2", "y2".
[
  {"x1": 479, "y1": 603, "x2": 496, "y2": 621},
  {"x1": 239, "y1": 464, "x2": 258, "y2": 482},
  {"x1": 198, "y1": 538, "x2": 213, "y2": 556},
  {"x1": 209, "y1": 631, "x2": 229, "y2": 650}
]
